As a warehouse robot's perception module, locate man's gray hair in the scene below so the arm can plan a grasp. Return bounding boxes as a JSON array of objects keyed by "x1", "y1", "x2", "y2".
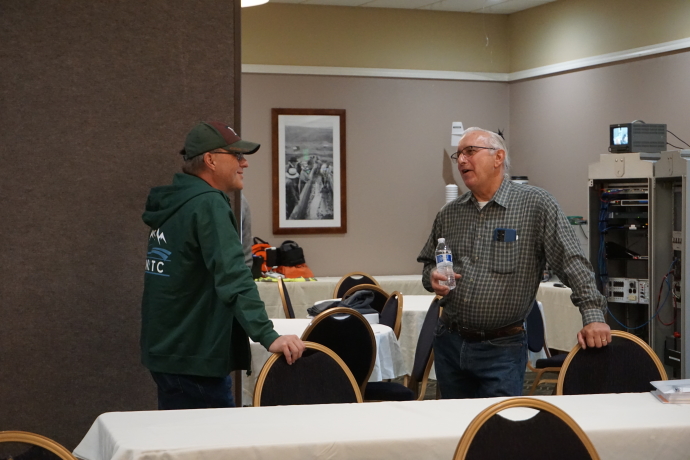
[
  {"x1": 460, "y1": 127, "x2": 510, "y2": 177},
  {"x1": 181, "y1": 151, "x2": 207, "y2": 175}
]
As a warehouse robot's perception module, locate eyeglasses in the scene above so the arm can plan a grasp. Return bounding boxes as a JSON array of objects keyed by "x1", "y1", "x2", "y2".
[
  {"x1": 451, "y1": 146, "x2": 498, "y2": 163},
  {"x1": 211, "y1": 150, "x2": 245, "y2": 162}
]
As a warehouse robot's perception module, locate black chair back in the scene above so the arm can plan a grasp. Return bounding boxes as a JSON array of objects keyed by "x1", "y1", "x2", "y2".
[
  {"x1": 301, "y1": 307, "x2": 376, "y2": 394},
  {"x1": 410, "y1": 297, "x2": 441, "y2": 385},
  {"x1": 364, "y1": 296, "x2": 438, "y2": 402},
  {"x1": 334, "y1": 272, "x2": 378, "y2": 298},
  {"x1": 455, "y1": 398, "x2": 599, "y2": 460},
  {"x1": 379, "y1": 291, "x2": 401, "y2": 337},
  {"x1": 254, "y1": 342, "x2": 362, "y2": 406},
  {"x1": 277, "y1": 278, "x2": 295, "y2": 318},
  {"x1": 526, "y1": 300, "x2": 545, "y2": 353},
  {"x1": 558, "y1": 330, "x2": 667, "y2": 395}
]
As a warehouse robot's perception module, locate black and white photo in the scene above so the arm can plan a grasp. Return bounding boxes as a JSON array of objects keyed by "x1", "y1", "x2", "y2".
[{"x1": 272, "y1": 109, "x2": 346, "y2": 234}]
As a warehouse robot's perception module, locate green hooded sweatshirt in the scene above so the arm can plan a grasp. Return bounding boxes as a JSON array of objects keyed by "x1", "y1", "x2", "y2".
[{"x1": 141, "y1": 173, "x2": 279, "y2": 377}]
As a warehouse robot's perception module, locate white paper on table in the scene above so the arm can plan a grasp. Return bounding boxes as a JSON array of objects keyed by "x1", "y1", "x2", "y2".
[{"x1": 651, "y1": 379, "x2": 690, "y2": 393}]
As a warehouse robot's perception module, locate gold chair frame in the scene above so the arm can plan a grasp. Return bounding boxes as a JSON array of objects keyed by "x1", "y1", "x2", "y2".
[
  {"x1": 526, "y1": 301, "x2": 563, "y2": 395},
  {"x1": 277, "y1": 277, "x2": 294, "y2": 319},
  {"x1": 527, "y1": 358, "x2": 562, "y2": 396},
  {"x1": 556, "y1": 329, "x2": 668, "y2": 395},
  {"x1": 384, "y1": 291, "x2": 403, "y2": 339},
  {"x1": 0, "y1": 431, "x2": 77, "y2": 460},
  {"x1": 253, "y1": 341, "x2": 363, "y2": 406},
  {"x1": 452, "y1": 397, "x2": 601, "y2": 460},
  {"x1": 333, "y1": 271, "x2": 380, "y2": 298}
]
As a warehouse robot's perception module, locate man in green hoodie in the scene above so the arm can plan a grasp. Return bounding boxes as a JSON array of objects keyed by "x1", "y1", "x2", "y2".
[{"x1": 141, "y1": 121, "x2": 305, "y2": 410}]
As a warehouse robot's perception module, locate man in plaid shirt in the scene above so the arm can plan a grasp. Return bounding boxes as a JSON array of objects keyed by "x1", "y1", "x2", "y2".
[{"x1": 418, "y1": 127, "x2": 611, "y2": 399}]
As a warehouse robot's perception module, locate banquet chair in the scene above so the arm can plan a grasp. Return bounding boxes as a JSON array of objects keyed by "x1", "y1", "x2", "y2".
[
  {"x1": 452, "y1": 397, "x2": 600, "y2": 460},
  {"x1": 253, "y1": 342, "x2": 362, "y2": 406},
  {"x1": 364, "y1": 296, "x2": 441, "y2": 402},
  {"x1": 301, "y1": 307, "x2": 376, "y2": 395},
  {"x1": 277, "y1": 277, "x2": 296, "y2": 318},
  {"x1": 379, "y1": 291, "x2": 403, "y2": 339},
  {"x1": 525, "y1": 300, "x2": 567, "y2": 395},
  {"x1": 341, "y1": 284, "x2": 390, "y2": 315},
  {"x1": 556, "y1": 330, "x2": 668, "y2": 395},
  {"x1": 0, "y1": 431, "x2": 77, "y2": 460},
  {"x1": 333, "y1": 272, "x2": 380, "y2": 298}
]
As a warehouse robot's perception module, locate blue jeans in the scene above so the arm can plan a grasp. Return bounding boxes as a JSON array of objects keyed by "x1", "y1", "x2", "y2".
[
  {"x1": 433, "y1": 321, "x2": 527, "y2": 399},
  {"x1": 150, "y1": 371, "x2": 235, "y2": 410}
]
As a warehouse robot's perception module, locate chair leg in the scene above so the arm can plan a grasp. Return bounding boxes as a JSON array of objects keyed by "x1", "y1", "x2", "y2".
[
  {"x1": 528, "y1": 368, "x2": 561, "y2": 395},
  {"x1": 527, "y1": 369, "x2": 547, "y2": 396}
]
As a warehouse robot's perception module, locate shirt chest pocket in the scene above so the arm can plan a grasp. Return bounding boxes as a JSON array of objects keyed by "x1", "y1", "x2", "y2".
[{"x1": 490, "y1": 240, "x2": 518, "y2": 274}]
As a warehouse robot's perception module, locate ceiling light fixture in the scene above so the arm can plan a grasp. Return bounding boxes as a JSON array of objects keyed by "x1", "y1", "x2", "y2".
[{"x1": 241, "y1": 0, "x2": 269, "y2": 7}]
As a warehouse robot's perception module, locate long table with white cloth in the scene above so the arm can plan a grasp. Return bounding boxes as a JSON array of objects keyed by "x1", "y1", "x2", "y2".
[
  {"x1": 242, "y1": 318, "x2": 405, "y2": 406},
  {"x1": 258, "y1": 276, "x2": 583, "y2": 378},
  {"x1": 73, "y1": 393, "x2": 690, "y2": 460},
  {"x1": 256, "y1": 274, "x2": 429, "y2": 319},
  {"x1": 259, "y1": 276, "x2": 583, "y2": 347}
]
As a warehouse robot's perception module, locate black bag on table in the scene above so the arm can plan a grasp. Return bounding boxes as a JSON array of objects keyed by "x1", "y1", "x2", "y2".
[{"x1": 278, "y1": 240, "x2": 306, "y2": 266}]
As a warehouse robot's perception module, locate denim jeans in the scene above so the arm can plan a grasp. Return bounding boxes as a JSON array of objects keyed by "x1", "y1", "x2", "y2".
[
  {"x1": 433, "y1": 320, "x2": 527, "y2": 399},
  {"x1": 150, "y1": 371, "x2": 235, "y2": 410}
]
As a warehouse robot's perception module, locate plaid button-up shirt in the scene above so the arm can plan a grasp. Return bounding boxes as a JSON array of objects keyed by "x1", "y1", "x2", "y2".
[{"x1": 418, "y1": 178, "x2": 606, "y2": 330}]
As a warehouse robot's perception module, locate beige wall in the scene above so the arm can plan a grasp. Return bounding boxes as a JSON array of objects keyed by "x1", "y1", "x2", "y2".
[
  {"x1": 243, "y1": 0, "x2": 690, "y2": 74},
  {"x1": 242, "y1": 73, "x2": 509, "y2": 276},
  {"x1": 509, "y1": 51, "x2": 690, "y2": 218},
  {"x1": 242, "y1": 50, "x2": 690, "y2": 277},
  {"x1": 242, "y1": 3, "x2": 510, "y2": 73},
  {"x1": 241, "y1": 0, "x2": 690, "y2": 277},
  {"x1": 509, "y1": 0, "x2": 690, "y2": 72}
]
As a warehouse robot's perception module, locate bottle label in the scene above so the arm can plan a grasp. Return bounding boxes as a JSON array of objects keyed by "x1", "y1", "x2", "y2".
[{"x1": 436, "y1": 254, "x2": 452, "y2": 264}]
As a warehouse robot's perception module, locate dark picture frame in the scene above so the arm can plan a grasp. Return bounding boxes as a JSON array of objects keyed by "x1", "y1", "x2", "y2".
[{"x1": 272, "y1": 108, "x2": 347, "y2": 234}]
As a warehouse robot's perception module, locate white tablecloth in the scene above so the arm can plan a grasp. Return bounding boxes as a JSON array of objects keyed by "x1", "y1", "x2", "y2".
[
  {"x1": 399, "y1": 295, "x2": 438, "y2": 379},
  {"x1": 536, "y1": 280, "x2": 583, "y2": 351},
  {"x1": 256, "y1": 274, "x2": 428, "y2": 319},
  {"x1": 73, "y1": 393, "x2": 690, "y2": 460},
  {"x1": 243, "y1": 318, "x2": 405, "y2": 406}
]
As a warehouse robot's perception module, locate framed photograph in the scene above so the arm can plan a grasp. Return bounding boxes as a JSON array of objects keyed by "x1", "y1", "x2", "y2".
[{"x1": 272, "y1": 108, "x2": 347, "y2": 234}]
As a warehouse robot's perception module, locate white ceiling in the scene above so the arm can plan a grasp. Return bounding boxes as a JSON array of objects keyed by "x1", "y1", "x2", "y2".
[{"x1": 267, "y1": 0, "x2": 557, "y2": 14}]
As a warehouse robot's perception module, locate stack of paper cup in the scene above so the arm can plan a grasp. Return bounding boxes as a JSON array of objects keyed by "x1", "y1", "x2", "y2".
[{"x1": 445, "y1": 184, "x2": 458, "y2": 203}]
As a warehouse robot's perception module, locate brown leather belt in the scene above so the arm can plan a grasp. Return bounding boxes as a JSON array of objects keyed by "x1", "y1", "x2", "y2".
[{"x1": 441, "y1": 313, "x2": 524, "y2": 342}]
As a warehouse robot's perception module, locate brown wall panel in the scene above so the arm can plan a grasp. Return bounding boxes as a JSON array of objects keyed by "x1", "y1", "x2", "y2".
[{"x1": 0, "y1": 0, "x2": 239, "y2": 449}]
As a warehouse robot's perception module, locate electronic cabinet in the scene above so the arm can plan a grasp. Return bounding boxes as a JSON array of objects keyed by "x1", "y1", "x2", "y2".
[
  {"x1": 588, "y1": 153, "x2": 658, "y2": 363},
  {"x1": 651, "y1": 150, "x2": 690, "y2": 378},
  {"x1": 588, "y1": 151, "x2": 690, "y2": 378}
]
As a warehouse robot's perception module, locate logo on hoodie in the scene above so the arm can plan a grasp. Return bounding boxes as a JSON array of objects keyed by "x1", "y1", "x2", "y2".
[
  {"x1": 146, "y1": 229, "x2": 170, "y2": 277},
  {"x1": 150, "y1": 229, "x2": 166, "y2": 244}
]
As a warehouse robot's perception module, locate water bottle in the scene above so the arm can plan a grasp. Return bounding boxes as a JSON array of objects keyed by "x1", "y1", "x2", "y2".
[{"x1": 435, "y1": 238, "x2": 456, "y2": 290}]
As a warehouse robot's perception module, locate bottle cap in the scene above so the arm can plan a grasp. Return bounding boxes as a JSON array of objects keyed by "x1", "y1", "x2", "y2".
[{"x1": 438, "y1": 237, "x2": 445, "y2": 243}]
